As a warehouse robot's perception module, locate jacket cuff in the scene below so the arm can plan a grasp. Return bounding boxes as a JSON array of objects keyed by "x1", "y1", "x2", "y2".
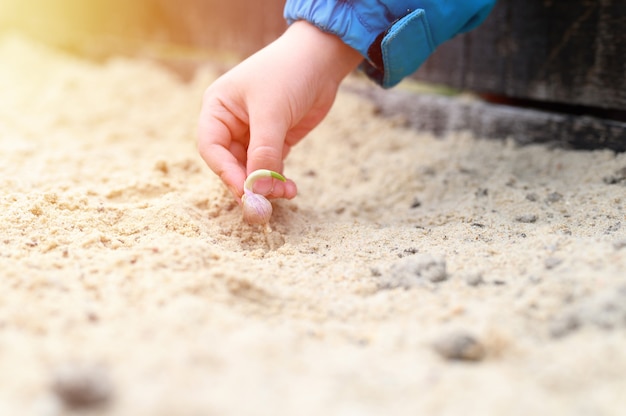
[
  {"x1": 283, "y1": 0, "x2": 390, "y2": 62},
  {"x1": 362, "y1": 9, "x2": 435, "y2": 88},
  {"x1": 284, "y1": 0, "x2": 496, "y2": 88}
]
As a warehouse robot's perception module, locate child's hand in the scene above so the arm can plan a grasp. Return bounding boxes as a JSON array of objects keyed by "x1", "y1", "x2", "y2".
[{"x1": 198, "y1": 21, "x2": 362, "y2": 201}]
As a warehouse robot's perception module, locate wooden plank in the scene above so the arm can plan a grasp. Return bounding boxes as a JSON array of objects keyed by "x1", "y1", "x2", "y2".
[
  {"x1": 346, "y1": 84, "x2": 626, "y2": 152},
  {"x1": 414, "y1": 0, "x2": 626, "y2": 111}
]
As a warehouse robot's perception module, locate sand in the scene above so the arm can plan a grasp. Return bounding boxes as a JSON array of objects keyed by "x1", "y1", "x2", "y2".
[{"x1": 1, "y1": 34, "x2": 625, "y2": 416}]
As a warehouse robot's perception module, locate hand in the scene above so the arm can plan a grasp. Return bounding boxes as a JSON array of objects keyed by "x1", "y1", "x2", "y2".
[{"x1": 198, "y1": 21, "x2": 362, "y2": 201}]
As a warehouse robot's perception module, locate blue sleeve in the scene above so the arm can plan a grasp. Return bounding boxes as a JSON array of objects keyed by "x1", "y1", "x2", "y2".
[{"x1": 284, "y1": 0, "x2": 497, "y2": 88}]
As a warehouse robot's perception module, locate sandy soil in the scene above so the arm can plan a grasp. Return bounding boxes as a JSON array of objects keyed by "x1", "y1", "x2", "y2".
[{"x1": 1, "y1": 34, "x2": 626, "y2": 416}]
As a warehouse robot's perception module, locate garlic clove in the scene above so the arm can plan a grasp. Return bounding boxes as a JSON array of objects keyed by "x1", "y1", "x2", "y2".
[
  {"x1": 241, "y1": 169, "x2": 286, "y2": 225},
  {"x1": 242, "y1": 189, "x2": 273, "y2": 225}
]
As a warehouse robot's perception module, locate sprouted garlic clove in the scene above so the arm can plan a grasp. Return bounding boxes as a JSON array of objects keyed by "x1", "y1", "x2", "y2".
[
  {"x1": 242, "y1": 191, "x2": 273, "y2": 225},
  {"x1": 241, "y1": 169, "x2": 286, "y2": 225}
]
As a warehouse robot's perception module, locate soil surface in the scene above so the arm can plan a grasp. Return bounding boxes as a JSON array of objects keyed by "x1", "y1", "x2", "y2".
[{"x1": 1, "y1": 35, "x2": 625, "y2": 416}]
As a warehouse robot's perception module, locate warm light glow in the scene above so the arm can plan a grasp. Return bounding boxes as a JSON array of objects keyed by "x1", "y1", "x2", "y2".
[{"x1": 0, "y1": 0, "x2": 287, "y2": 58}]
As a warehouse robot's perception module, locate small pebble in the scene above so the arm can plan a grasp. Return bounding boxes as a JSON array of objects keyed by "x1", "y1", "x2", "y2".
[
  {"x1": 549, "y1": 285, "x2": 626, "y2": 337},
  {"x1": 465, "y1": 272, "x2": 484, "y2": 287},
  {"x1": 410, "y1": 198, "x2": 422, "y2": 209},
  {"x1": 525, "y1": 193, "x2": 539, "y2": 202},
  {"x1": 475, "y1": 188, "x2": 488, "y2": 197},
  {"x1": 603, "y1": 167, "x2": 626, "y2": 185},
  {"x1": 379, "y1": 254, "x2": 447, "y2": 290},
  {"x1": 432, "y1": 331, "x2": 485, "y2": 361},
  {"x1": 545, "y1": 192, "x2": 563, "y2": 203},
  {"x1": 51, "y1": 362, "x2": 113, "y2": 410},
  {"x1": 544, "y1": 257, "x2": 563, "y2": 270},
  {"x1": 588, "y1": 292, "x2": 626, "y2": 329},
  {"x1": 549, "y1": 314, "x2": 580, "y2": 338},
  {"x1": 614, "y1": 239, "x2": 626, "y2": 250},
  {"x1": 515, "y1": 214, "x2": 538, "y2": 223}
]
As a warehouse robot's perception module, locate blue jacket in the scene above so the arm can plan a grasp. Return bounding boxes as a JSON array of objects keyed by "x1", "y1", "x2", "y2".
[{"x1": 284, "y1": 0, "x2": 496, "y2": 88}]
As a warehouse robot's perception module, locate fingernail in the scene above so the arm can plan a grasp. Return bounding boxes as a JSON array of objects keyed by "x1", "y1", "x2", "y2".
[{"x1": 252, "y1": 178, "x2": 274, "y2": 196}]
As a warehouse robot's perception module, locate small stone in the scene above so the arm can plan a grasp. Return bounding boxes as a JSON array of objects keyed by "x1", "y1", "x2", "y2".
[
  {"x1": 525, "y1": 193, "x2": 539, "y2": 202},
  {"x1": 549, "y1": 314, "x2": 580, "y2": 338},
  {"x1": 603, "y1": 167, "x2": 626, "y2": 185},
  {"x1": 545, "y1": 192, "x2": 563, "y2": 203},
  {"x1": 465, "y1": 272, "x2": 484, "y2": 286},
  {"x1": 51, "y1": 362, "x2": 113, "y2": 410},
  {"x1": 379, "y1": 254, "x2": 447, "y2": 289},
  {"x1": 515, "y1": 214, "x2": 538, "y2": 223},
  {"x1": 613, "y1": 239, "x2": 626, "y2": 250},
  {"x1": 432, "y1": 331, "x2": 485, "y2": 361},
  {"x1": 544, "y1": 257, "x2": 563, "y2": 270},
  {"x1": 402, "y1": 247, "x2": 419, "y2": 256},
  {"x1": 550, "y1": 285, "x2": 626, "y2": 336},
  {"x1": 475, "y1": 188, "x2": 488, "y2": 197},
  {"x1": 588, "y1": 291, "x2": 626, "y2": 330},
  {"x1": 410, "y1": 198, "x2": 422, "y2": 209}
]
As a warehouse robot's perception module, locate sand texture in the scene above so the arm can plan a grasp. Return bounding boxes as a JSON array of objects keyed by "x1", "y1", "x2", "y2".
[{"x1": 1, "y1": 35, "x2": 626, "y2": 416}]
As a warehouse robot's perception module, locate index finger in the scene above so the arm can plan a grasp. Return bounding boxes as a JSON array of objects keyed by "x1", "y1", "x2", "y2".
[{"x1": 197, "y1": 99, "x2": 248, "y2": 199}]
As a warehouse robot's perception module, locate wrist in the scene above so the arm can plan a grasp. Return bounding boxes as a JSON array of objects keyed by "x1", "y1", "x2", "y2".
[{"x1": 284, "y1": 20, "x2": 362, "y2": 84}]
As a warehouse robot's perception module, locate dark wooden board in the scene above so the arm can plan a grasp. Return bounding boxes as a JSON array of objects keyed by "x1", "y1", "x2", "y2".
[
  {"x1": 346, "y1": 84, "x2": 626, "y2": 153},
  {"x1": 413, "y1": 0, "x2": 626, "y2": 112}
]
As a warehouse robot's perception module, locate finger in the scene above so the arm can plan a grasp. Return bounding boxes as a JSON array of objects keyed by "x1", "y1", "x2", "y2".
[
  {"x1": 263, "y1": 144, "x2": 297, "y2": 199},
  {"x1": 198, "y1": 98, "x2": 249, "y2": 198},
  {"x1": 246, "y1": 108, "x2": 290, "y2": 175},
  {"x1": 199, "y1": 143, "x2": 247, "y2": 199},
  {"x1": 267, "y1": 178, "x2": 298, "y2": 200}
]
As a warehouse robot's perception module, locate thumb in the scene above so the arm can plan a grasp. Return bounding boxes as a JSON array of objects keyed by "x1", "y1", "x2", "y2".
[
  {"x1": 246, "y1": 109, "x2": 298, "y2": 199},
  {"x1": 246, "y1": 109, "x2": 290, "y2": 187}
]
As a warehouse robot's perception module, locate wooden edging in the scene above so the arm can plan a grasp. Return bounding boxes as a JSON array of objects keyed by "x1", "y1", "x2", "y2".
[{"x1": 345, "y1": 84, "x2": 626, "y2": 152}]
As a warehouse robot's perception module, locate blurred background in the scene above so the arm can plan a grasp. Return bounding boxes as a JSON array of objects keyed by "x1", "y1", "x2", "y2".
[
  {"x1": 0, "y1": 0, "x2": 287, "y2": 67},
  {"x1": 1, "y1": 0, "x2": 624, "y2": 133}
]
